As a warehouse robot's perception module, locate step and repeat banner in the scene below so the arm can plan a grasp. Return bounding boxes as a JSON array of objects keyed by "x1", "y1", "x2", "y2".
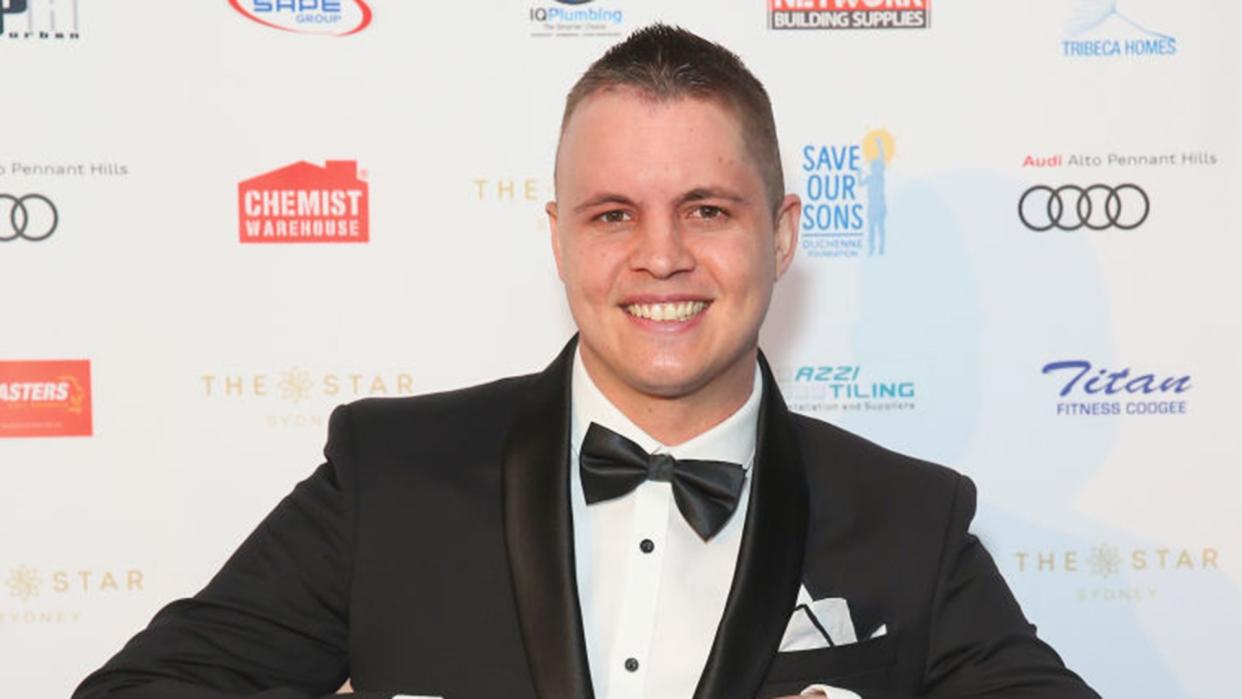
[{"x1": 2, "y1": 1, "x2": 1239, "y2": 697}]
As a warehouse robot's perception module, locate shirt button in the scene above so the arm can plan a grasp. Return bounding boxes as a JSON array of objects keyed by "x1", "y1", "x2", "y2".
[
  {"x1": 625, "y1": 657, "x2": 639, "y2": 672},
  {"x1": 639, "y1": 538, "x2": 655, "y2": 554}
]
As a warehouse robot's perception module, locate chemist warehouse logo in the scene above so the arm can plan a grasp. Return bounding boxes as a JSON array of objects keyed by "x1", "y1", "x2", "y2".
[
  {"x1": 229, "y1": 0, "x2": 373, "y2": 37},
  {"x1": 0, "y1": 360, "x2": 92, "y2": 438},
  {"x1": 1041, "y1": 359, "x2": 1191, "y2": 417},
  {"x1": 768, "y1": 0, "x2": 929, "y2": 31},
  {"x1": 238, "y1": 160, "x2": 369, "y2": 244},
  {"x1": 799, "y1": 129, "x2": 895, "y2": 259}
]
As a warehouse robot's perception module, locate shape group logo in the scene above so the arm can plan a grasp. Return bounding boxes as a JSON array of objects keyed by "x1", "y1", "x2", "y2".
[
  {"x1": 229, "y1": 0, "x2": 373, "y2": 37},
  {"x1": 0, "y1": 0, "x2": 80, "y2": 40},
  {"x1": 237, "y1": 160, "x2": 369, "y2": 244}
]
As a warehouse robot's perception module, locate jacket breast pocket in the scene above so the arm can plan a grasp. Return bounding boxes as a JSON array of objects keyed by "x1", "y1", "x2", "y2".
[{"x1": 762, "y1": 633, "x2": 898, "y2": 685}]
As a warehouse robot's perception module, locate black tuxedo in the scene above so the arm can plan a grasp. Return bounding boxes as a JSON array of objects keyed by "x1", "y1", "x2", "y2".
[{"x1": 76, "y1": 339, "x2": 1098, "y2": 699}]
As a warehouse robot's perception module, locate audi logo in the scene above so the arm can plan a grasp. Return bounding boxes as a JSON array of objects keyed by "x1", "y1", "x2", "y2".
[
  {"x1": 1018, "y1": 184, "x2": 1149, "y2": 231},
  {"x1": 0, "y1": 194, "x2": 59, "y2": 242}
]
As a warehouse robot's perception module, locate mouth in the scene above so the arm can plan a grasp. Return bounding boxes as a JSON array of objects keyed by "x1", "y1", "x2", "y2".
[{"x1": 622, "y1": 300, "x2": 710, "y2": 323}]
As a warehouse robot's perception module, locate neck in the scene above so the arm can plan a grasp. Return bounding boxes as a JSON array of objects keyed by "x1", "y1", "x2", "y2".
[{"x1": 578, "y1": 347, "x2": 758, "y2": 446}]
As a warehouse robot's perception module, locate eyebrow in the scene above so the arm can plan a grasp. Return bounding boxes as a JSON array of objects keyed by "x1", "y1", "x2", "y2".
[{"x1": 571, "y1": 187, "x2": 749, "y2": 214}]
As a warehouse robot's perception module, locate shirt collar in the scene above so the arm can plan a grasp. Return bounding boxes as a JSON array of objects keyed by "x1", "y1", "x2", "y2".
[{"x1": 570, "y1": 348, "x2": 763, "y2": 469}]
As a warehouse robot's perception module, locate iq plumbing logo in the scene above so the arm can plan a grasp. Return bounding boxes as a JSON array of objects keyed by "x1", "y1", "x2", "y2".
[
  {"x1": 529, "y1": 0, "x2": 624, "y2": 39},
  {"x1": 229, "y1": 0, "x2": 373, "y2": 37},
  {"x1": 777, "y1": 364, "x2": 917, "y2": 415},
  {"x1": 799, "y1": 129, "x2": 894, "y2": 259},
  {"x1": 1041, "y1": 359, "x2": 1191, "y2": 417},
  {"x1": 1061, "y1": 1, "x2": 1175, "y2": 58}
]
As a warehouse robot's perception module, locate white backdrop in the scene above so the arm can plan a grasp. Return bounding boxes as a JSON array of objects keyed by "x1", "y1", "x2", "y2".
[{"x1": 2, "y1": 1, "x2": 1239, "y2": 697}]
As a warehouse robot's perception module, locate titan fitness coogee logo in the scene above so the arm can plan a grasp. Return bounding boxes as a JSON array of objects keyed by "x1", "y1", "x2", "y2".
[
  {"x1": 237, "y1": 160, "x2": 369, "y2": 243},
  {"x1": 229, "y1": 0, "x2": 372, "y2": 36},
  {"x1": 768, "y1": 0, "x2": 929, "y2": 31},
  {"x1": 799, "y1": 129, "x2": 894, "y2": 259},
  {"x1": 1042, "y1": 359, "x2": 1191, "y2": 417}
]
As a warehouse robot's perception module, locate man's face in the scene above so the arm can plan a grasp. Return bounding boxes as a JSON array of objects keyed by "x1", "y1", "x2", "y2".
[{"x1": 549, "y1": 88, "x2": 800, "y2": 406}]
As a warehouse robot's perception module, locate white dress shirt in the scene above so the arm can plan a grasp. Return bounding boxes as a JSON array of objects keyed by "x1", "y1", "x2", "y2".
[
  {"x1": 570, "y1": 351, "x2": 761, "y2": 698},
  {"x1": 568, "y1": 351, "x2": 859, "y2": 699}
]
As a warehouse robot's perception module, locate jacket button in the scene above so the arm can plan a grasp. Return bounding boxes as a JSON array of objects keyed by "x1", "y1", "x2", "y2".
[
  {"x1": 639, "y1": 538, "x2": 655, "y2": 554},
  {"x1": 625, "y1": 657, "x2": 639, "y2": 672}
]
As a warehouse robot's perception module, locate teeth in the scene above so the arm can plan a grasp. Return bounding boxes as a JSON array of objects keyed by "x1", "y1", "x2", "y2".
[{"x1": 625, "y1": 301, "x2": 707, "y2": 322}]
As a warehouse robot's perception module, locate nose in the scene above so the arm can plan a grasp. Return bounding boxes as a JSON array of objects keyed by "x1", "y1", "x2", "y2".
[{"x1": 629, "y1": 218, "x2": 695, "y2": 279}]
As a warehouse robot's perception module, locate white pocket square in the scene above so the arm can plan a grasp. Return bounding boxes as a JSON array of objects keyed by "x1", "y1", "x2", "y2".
[{"x1": 779, "y1": 585, "x2": 887, "y2": 651}]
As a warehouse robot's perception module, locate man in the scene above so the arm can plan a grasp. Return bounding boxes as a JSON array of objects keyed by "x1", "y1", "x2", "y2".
[{"x1": 76, "y1": 25, "x2": 1098, "y2": 699}]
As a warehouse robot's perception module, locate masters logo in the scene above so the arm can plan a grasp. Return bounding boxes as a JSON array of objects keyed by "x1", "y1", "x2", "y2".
[
  {"x1": 0, "y1": 360, "x2": 92, "y2": 438},
  {"x1": 799, "y1": 129, "x2": 895, "y2": 258}
]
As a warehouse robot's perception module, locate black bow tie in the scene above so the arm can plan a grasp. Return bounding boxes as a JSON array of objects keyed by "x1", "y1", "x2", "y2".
[{"x1": 579, "y1": 422, "x2": 747, "y2": 541}]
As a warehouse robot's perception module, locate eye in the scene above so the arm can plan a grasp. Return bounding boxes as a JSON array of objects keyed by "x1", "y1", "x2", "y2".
[
  {"x1": 690, "y1": 205, "x2": 727, "y2": 220},
  {"x1": 596, "y1": 209, "x2": 632, "y2": 224}
]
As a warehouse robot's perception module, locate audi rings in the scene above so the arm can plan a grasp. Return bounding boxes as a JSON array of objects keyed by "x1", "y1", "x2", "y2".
[
  {"x1": 1018, "y1": 184, "x2": 1149, "y2": 231},
  {"x1": 0, "y1": 194, "x2": 59, "y2": 242}
]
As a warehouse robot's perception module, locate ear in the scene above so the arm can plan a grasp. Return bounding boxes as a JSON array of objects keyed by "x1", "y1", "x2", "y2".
[
  {"x1": 546, "y1": 201, "x2": 566, "y2": 281},
  {"x1": 772, "y1": 193, "x2": 800, "y2": 280}
]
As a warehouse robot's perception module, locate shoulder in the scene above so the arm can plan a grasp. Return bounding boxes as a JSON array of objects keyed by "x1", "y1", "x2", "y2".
[
  {"x1": 324, "y1": 372, "x2": 541, "y2": 457},
  {"x1": 789, "y1": 412, "x2": 970, "y2": 505}
]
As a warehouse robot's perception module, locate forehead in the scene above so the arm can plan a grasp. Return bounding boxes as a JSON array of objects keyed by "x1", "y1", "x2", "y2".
[{"x1": 555, "y1": 89, "x2": 761, "y2": 198}]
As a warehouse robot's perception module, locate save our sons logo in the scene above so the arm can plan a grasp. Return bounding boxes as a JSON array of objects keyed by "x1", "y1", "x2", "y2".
[{"x1": 799, "y1": 129, "x2": 895, "y2": 259}]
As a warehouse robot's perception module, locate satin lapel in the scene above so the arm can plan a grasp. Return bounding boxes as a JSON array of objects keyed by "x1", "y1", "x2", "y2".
[
  {"x1": 502, "y1": 337, "x2": 595, "y2": 699},
  {"x1": 693, "y1": 352, "x2": 810, "y2": 699}
]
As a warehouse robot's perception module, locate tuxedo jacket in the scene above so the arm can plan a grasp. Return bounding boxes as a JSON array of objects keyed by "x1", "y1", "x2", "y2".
[{"x1": 76, "y1": 339, "x2": 1098, "y2": 699}]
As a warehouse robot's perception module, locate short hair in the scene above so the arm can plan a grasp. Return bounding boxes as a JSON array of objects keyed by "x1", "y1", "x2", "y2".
[{"x1": 558, "y1": 24, "x2": 785, "y2": 214}]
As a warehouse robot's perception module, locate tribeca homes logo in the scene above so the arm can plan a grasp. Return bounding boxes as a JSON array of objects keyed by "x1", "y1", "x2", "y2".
[
  {"x1": 768, "y1": 0, "x2": 929, "y2": 31},
  {"x1": 0, "y1": 360, "x2": 92, "y2": 438},
  {"x1": 229, "y1": 0, "x2": 373, "y2": 36},
  {"x1": 238, "y1": 160, "x2": 369, "y2": 243},
  {"x1": 1061, "y1": 0, "x2": 1175, "y2": 58},
  {"x1": 799, "y1": 129, "x2": 895, "y2": 258}
]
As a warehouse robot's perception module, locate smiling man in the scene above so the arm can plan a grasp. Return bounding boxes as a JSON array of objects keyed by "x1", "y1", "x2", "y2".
[{"x1": 76, "y1": 24, "x2": 1098, "y2": 699}]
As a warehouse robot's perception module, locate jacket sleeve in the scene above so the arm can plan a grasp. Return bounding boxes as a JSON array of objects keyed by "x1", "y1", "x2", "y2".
[
  {"x1": 916, "y1": 475, "x2": 1099, "y2": 699},
  {"x1": 73, "y1": 405, "x2": 362, "y2": 699}
]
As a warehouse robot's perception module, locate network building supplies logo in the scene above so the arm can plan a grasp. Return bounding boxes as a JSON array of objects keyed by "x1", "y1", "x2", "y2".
[
  {"x1": 1018, "y1": 184, "x2": 1149, "y2": 232},
  {"x1": 238, "y1": 160, "x2": 369, "y2": 243},
  {"x1": 0, "y1": 193, "x2": 58, "y2": 242},
  {"x1": 0, "y1": 0, "x2": 80, "y2": 40},
  {"x1": 529, "y1": 0, "x2": 624, "y2": 39},
  {"x1": 768, "y1": 0, "x2": 929, "y2": 31},
  {"x1": 1041, "y1": 359, "x2": 1191, "y2": 417},
  {"x1": 799, "y1": 129, "x2": 894, "y2": 259},
  {"x1": 229, "y1": 0, "x2": 372, "y2": 37},
  {"x1": 1061, "y1": 0, "x2": 1175, "y2": 58},
  {"x1": 0, "y1": 360, "x2": 92, "y2": 437},
  {"x1": 776, "y1": 364, "x2": 917, "y2": 415}
]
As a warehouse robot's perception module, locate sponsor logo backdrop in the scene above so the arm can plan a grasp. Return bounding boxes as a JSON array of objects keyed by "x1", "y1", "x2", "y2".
[{"x1": 1, "y1": 1, "x2": 1238, "y2": 696}]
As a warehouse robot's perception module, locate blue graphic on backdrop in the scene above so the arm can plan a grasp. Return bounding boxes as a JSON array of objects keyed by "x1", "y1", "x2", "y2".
[
  {"x1": 1062, "y1": 0, "x2": 1176, "y2": 58},
  {"x1": 799, "y1": 129, "x2": 894, "y2": 259}
]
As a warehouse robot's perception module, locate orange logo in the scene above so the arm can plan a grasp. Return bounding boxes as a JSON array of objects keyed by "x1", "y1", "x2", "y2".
[
  {"x1": 0, "y1": 360, "x2": 92, "y2": 437},
  {"x1": 238, "y1": 160, "x2": 369, "y2": 243}
]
